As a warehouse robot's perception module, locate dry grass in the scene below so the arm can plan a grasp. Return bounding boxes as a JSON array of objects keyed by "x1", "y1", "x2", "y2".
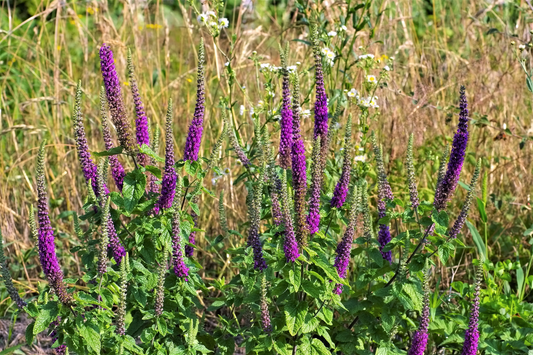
[{"x1": 0, "y1": 0, "x2": 532, "y2": 308}]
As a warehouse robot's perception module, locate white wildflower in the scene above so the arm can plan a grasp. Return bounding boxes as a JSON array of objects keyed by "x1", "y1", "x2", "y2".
[
  {"x1": 519, "y1": 44, "x2": 526, "y2": 50},
  {"x1": 354, "y1": 155, "x2": 366, "y2": 162},
  {"x1": 240, "y1": 105, "x2": 245, "y2": 116},
  {"x1": 327, "y1": 31, "x2": 337, "y2": 37},
  {"x1": 367, "y1": 75, "x2": 377, "y2": 83},
  {"x1": 197, "y1": 14, "x2": 208, "y2": 25},
  {"x1": 340, "y1": 25, "x2": 347, "y2": 31},
  {"x1": 219, "y1": 18, "x2": 229, "y2": 28},
  {"x1": 384, "y1": 65, "x2": 391, "y2": 71},
  {"x1": 347, "y1": 88, "x2": 359, "y2": 98}
]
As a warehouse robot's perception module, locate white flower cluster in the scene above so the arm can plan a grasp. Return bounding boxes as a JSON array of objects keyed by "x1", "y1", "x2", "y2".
[
  {"x1": 211, "y1": 167, "x2": 231, "y2": 185},
  {"x1": 197, "y1": 11, "x2": 229, "y2": 30},
  {"x1": 347, "y1": 88, "x2": 359, "y2": 98},
  {"x1": 327, "y1": 31, "x2": 337, "y2": 37},
  {"x1": 321, "y1": 48, "x2": 335, "y2": 67},
  {"x1": 359, "y1": 53, "x2": 375, "y2": 60},
  {"x1": 259, "y1": 63, "x2": 297, "y2": 73},
  {"x1": 300, "y1": 108, "x2": 311, "y2": 119},
  {"x1": 358, "y1": 96, "x2": 379, "y2": 108}
]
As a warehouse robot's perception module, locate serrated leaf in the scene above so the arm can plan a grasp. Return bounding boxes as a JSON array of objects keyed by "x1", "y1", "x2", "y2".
[
  {"x1": 123, "y1": 170, "x2": 147, "y2": 212},
  {"x1": 145, "y1": 165, "x2": 162, "y2": 179},
  {"x1": 285, "y1": 299, "x2": 308, "y2": 336},
  {"x1": 77, "y1": 323, "x2": 101, "y2": 354},
  {"x1": 34, "y1": 302, "x2": 59, "y2": 334},
  {"x1": 139, "y1": 144, "x2": 164, "y2": 163},
  {"x1": 289, "y1": 269, "x2": 301, "y2": 292},
  {"x1": 92, "y1": 146, "x2": 124, "y2": 157},
  {"x1": 311, "y1": 338, "x2": 332, "y2": 355},
  {"x1": 302, "y1": 280, "x2": 322, "y2": 299}
]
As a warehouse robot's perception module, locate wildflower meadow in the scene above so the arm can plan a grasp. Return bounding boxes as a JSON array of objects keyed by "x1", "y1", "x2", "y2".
[{"x1": 0, "y1": 1, "x2": 532, "y2": 354}]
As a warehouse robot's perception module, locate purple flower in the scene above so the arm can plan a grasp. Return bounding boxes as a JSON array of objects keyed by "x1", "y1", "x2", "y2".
[
  {"x1": 260, "y1": 275, "x2": 272, "y2": 332},
  {"x1": 99, "y1": 44, "x2": 134, "y2": 152},
  {"x1": 333, "y1": 185, "x2": 361, "y2": 294},
  {"x1": 49, "y1": 318, "x2": 67, "y2": 355},
  {"x1": 247, "y1": 167, "x2": 268, "y2": 271},
  {"x1": 290, "y1": 74, "x2": 308, "y2": 246},
  {"x1": 372, "y1": 133, "x2": 394, "y2": 263},
  {"x1": 127, "y1": 50, "x2": 151, "y2": 167},
  {"x1": 183, "y1": 39, "x2": 206, "y2": 162},
  {"x1": 312, "y1": 26, "x2": 328, "y2": 142},
  {"x1": 331, "y1": 117, "x2": 353, "y2": 208},
  {"x1": 408, "y1": 278, "x2": 430, "y2": 355},
  {"x1": 36, "y1": 142, "x2": 71, "y2": 305},
  {"x1": 100, "y1": 86, "x2": 126, "y2": 191},
  {"x1": 434, "y1": 86, "x2": 469, "y2": 211},
  {"x1": 154, "y1": 101, "x2": 177, "y2": 215},
  {"x1": 406, "y1": 134, "x2": 420, "y2": 210},
  {"x1": 270, "y1": 188, "x2": 283, "y2": 226},
  {"x1": 306, "y1": 136, "x2": 323, "y2": 235},
  {"x1": 279, "y1": 173, "x2": 300, "y2": 262},
  {"x1": 449, "y1": 161, "x2": 480, "y2": 239},
  {"x1": 171, "y1": 180, "x2": 189, "y2": 279},
  {"x1": 278, "y1": 48, "x2": 293, "y2": 169},
  {"x1": 462, "y1": 267, "x2": 482, "y2": 355},
  {"x1": 73, "y1": 82, "x2": 105, "y2": 196}
]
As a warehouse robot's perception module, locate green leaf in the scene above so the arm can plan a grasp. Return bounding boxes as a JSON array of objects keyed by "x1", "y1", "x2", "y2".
[
  {"x1": 34, "y1": 302, "x2": 59, "y2": 334},
  {"x1": 145, "y1": 165, "x2": 162, "y2": 179},
  {"x1": 466, "y1": 221, "x2": 486, "y2": 261},
  {"x1": 122, "y1": 335, "x2": 144, "y2": 354},
  {"x1": 139, "y1": 144, "x2": 165, "y2": 163},
  {"x1": 523, "y1": 224, "x2": 533, "y2": 237},
  {"x1": 92, "y1": 146, "x2": 124, "y2": 157},
  {"x1": 476, "y1": 198, "x2": 487, "y2": 224},
  {"x1": 123, "y1": 170, "x2": 147, "y2": 212},
  {"x1": 302, "y1": 280, "x2": 322, "y2": 299},
  {"x1": 0, "y1": 344, "x2": 23, "y2": 355},
  {"x1": 285, "y1": 299, "x2": 308, "y2": 336},
  {"x1": 311, "y1": 338, "x2": 332, "y2": 355},
  {"x1": 25, "y1": 322, "x2": 35, "y2": 345},
  {"x1": 289, "y1": 269, "x2": 301, "y2": 292},
  {"x1": 77, "y1": 323, "x2": 101, "y2": 355},
  {"x1": 369, "y1": 248, "x2": 384, "y2": 267}
]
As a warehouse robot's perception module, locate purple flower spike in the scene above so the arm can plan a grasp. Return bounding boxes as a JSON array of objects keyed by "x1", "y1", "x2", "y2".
[
  {"x1": 247, "y1": 167, "x2": 268, "y2": 271},
  {"x1": 449, "y1": 161, "x2": 481, "y2": 239},
  {"x1": 127, "y1": 50, "x2": 151, "y2": 166},
  {"x1": 278, "y1": 44, "x2": 293, "y2": 169},
  {"x1": 462, "y1": 267, "x2": 482, "y2": 355},
  {"x1": 171, "y1": 178, "x2": 189, "y2": 279},
  {"x1": 307, "y1": 136, "x2": 323, "y2": 235},
  {"x1": 36, "y1": 142, "x2": 71, "y2": 305},
  {"x1": 74, "y1": 82, "x2": 105, "y2": 196},
  {"x1": 331, "y1": 116, "x2": 353, "y2": 208},
  {"x1": 260, "y1": 275, "x2": 272, "y2": 332},
  {"x1": 154, "y1": 101, "x2": 177, "y2": 215},
  {"x1": 290, "y1": 74, "x2": 308, "y2": 246},
  {"x1": 333, "y1": 185, "x2": 361, "y2": 294},
  {"x1": 406, "y1": 134, "x2": 420, "y2": 210},
  {"x1": 372, "y1": 133, "x2": 394, "y2": 263},
  {"x1": 100, "y1": 87, "x2": 126, "y2": 191},
  {"x1": 434, "y1": 86, "x2": 469, "y2": 211},
  {"x1": 99, "y1": 44, "x2": 134, "y2": 152},
  {"x1": 311, "y1": 25, "x2": 328, "y2": 142},
  {"x1": 279, "y1": 173, "x2": 300, "y2": 262},
  {"x1": 184, "y1": 39, "x2": 206, "y2": 162},
  {"x1": 408, "y1": 278, "x2": 430, "y2": 355}
]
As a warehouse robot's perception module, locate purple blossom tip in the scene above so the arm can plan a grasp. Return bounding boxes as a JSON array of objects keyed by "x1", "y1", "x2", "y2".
[
  {"x1": 36, "y1": 142, "x2": 71, "y2": 305},
  {"x1": 100, "y1": 44, "x2": 134, "y2": 152},
  {"x1": 330, "y1": 117, "x2": 353, "y2": 208},
  {"x1": 154, "y1": 101, "x2": 177, "y2": 214},
  {"x1": 183, "y1": 39, "x2": 206, "y2": 162},
  {"x1": 461, "y1": 267, "x2": 482, "y2": 355},
  {"x1": 434, "y1": 86, "x2": 469, "y2": 211}
]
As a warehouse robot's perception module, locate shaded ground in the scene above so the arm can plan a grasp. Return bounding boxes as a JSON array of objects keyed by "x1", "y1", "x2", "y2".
[{"x1": 0, "y1": 314, "x2": 54, "y2": 354}]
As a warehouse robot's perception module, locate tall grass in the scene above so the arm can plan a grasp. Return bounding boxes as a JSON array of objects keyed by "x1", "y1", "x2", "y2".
[{"x1": 0, "y1": 0, "x2": 532, "y2": 310}]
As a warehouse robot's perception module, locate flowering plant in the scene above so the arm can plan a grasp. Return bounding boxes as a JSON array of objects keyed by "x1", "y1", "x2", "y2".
[{"x1": 0, "y1": 2, "x2": 532, "y2": 355}]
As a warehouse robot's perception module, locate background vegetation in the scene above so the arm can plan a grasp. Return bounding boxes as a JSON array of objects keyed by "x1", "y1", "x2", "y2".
[{"x1": 0, "y1": 0, "x2": 532, "y2": 353}]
